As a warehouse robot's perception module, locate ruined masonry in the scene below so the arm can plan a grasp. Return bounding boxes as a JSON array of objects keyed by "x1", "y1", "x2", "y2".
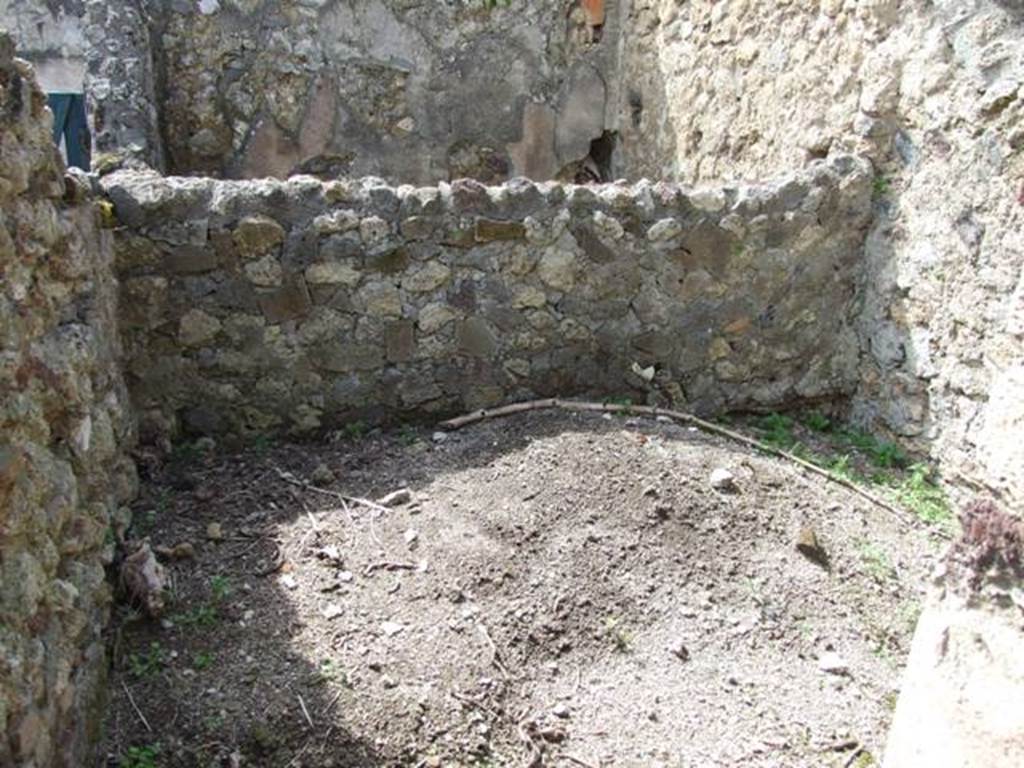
[{"x1": 1, "y1": 0, "x2": 1024, "y2": 765}]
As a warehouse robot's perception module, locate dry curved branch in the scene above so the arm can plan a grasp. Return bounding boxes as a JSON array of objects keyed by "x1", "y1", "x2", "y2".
[{"x1": 439, "y1": 398, "x2": 914, "y2": 524}]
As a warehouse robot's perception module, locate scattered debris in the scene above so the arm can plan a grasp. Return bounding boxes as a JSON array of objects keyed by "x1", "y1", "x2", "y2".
[
  {"x1": 120, "y1": 541, "x2": 169, "y2": 618},
  {"x1": 379, "y1": 487, "x2": 413, "y2": 507},
  {"x1": 381, "y1": 621, "x2": 405, "y2": 638},
  {"x1": 194, "y1": 483, "x2": 215, "y2": 502},
  {"x1": 321, "y1": 603, "x2": 343, "y2": 620},
  {"x1": 630, "y1": 361, "x2": 656, "y2": 382},
  {"x1": 404, "y1": 528, "x2": 420, "y2": 547},
  {"x1": 710, "y1": 467, "x2": 736, "y2": 491},
  {"x1": 206, "y1": 522, "x2": 224, "y2": 542},
  {"x1": 279, "y1": 574, "x2": 298, "y2": 590},
  {"x1": 316, "y1": 544, "x2": 342, "y2": 562},
  {"x1": 552, "y1": 702, "x2": 571, "y2": 719},
  {"x1": 653, "y1": 503, "x2": 673, "y2": 520},
  {"x1": 818, "y1": 651, "x2": 850, "y2": 676},
  {"x1": 669, "y1": 639, "x2": 690, "y2": 661},
  {"x1": 311, "y1": 462, "x2": 336, "y2": 485},
  {"x1": 153, "y1": 541, "x2": 195, "y2": 560},
  {"x1": 796, "y1": 525, "x2": 830, "y2": 568}
]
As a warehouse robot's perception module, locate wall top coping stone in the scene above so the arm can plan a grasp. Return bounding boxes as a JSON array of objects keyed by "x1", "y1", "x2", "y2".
[{"x1": 99, "y1": 154, "x2": 873, "y2": 231}]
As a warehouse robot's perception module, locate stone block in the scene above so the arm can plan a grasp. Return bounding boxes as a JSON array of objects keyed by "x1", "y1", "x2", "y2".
[
  {"x1": 475, "y1": 218, "x2": 527, "y2": 242},
  {"x1": 458, "y1": 316, "x2": 499, "y2": 358},
  {"x1": 233, "y1": 215, "x2": 285, "y2": 257},
  {"x1": 258, "y1": 277, "x2": 312, "y2": 323}
]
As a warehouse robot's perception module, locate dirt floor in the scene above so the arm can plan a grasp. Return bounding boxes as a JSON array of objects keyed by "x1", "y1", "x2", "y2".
[{"x1": 101, "y1": 409, "x2": 946, "y2": 768}]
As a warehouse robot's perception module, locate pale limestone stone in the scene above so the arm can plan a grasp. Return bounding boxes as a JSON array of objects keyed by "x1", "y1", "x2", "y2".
[
  {"x1": 360, "y1": 216, "x2": 390, "y2": 244},
  {"x1": 179, "y1": 308, "x2": 222, "y2": 346},
  {"x1": 537, "y1": 250, "x2": 576, "y2": 292},
  {"x1": 512, "y1": 286, "x2": 547, "y2": 309},
  {"x1": 305, "y1": 261, "x2": 362, "y2": 286},
  {"x1": 689, "y1": 188, "x2": 727, "y2": 213},
  {"x1": 592, "y1": 210, "x2": 624, "y2": 240},
  {"x1": 417, "y1": 303, "x2": 457, "y2": 334},
  {"x1": 244, "y1": 254, "x2": 284, "y2": 287},
  {"x1": 403, "y1": 262, "x2": 452, "y2": 293},
  {"x1": 647, "y1": 218, "x2": 682, "y2": 242},
  {"x1": 313, "y1": 210, "x2": 360, "y2": 235},
  {"x1": 233, "y1": 215, "x2": 285, "y2": 257},
  {"x1": 357, "y1": 282, "x2": 402, "y2": 318}
]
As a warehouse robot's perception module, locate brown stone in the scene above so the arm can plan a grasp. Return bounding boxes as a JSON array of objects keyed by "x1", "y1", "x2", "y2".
[
  {"x1": 318, "y1": 342, "x2": 384, "y2": 373},
  {"x1": 795, "y1": 526, "x2": 829, "y2": 568},
  {"x1": 368, "y1": 247, "x2": 411, "y2": 274},
  {"x1": 724, "y1": 316, "x2": 752, "y2": 335},
  {"x1": 386, "y1": 320, "x2": 416, "y2": 362},
  {"x1": 458, "y1": 317, "x2": 499, "y2": 358},
  {"x1": 233, "y1": 215, "x2": 286, "y2": 257},
  {"x1": 0, "y1": 444, "x2": 24, "y2": 498},
  {"x1": 475, "y1": 218, "x2": 527, "y2": 242},
  {"x1": 259, "y1": 277, "x2": 312, "y2": 323},
  {"x1": 507, "y1": 101, "x2": 559, "y2": 181}
]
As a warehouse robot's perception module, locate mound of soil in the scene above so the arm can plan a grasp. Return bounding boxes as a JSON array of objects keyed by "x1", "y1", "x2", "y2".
[{"x1": 102, "y1": 411, "x2": 941, "y2": 767}]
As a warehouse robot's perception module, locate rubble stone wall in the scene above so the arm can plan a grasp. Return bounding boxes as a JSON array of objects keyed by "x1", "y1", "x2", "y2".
[
  {"x1": 146, "y1": 0, "x2": 621, "y2": 183},
  {"x1": 102, "y1": 155, "x2": 873, "y2": 441},
  {"x1": 619, "y1": 0, "x2": 1024, "y2": 505},
  {"x1": 0, "y1": 34, "x2": 137, "y2": 768}
]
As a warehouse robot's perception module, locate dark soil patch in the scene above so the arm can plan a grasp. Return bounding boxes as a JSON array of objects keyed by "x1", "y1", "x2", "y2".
[{"x1": 102, "y1": 411, "x2": 942, "y2": 767}]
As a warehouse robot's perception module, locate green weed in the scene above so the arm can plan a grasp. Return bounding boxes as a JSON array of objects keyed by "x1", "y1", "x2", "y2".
[
  {"x1": 250, "y1": 433, "x2": 272, "y2": 455},
  {"x1": 312, "y1": 658, "x2": 348, "y2": 687},
  {"x1": 193, "y1": 652, "x2": 215, "y2": 671},
  {"x1": 121, "y1": 743, "x2": 161, "y2": 768},
  {"x1": 210, "y1": 575, "x2": 231, "y2": 602},
  {"x1": 343, "y1": 421, "x2": 367, "y2": 441},
  {"x1": 897, "y1": 463, "x2": 952, "y2": 526},
  {"x1": 170, "y1": 440, "x2": 202, "y2": 464},
  {"x1": 872, "y1": 175, "x2": 891, "y2": 198},
  {"x1": 175, "y1": 604, "x2": 218, "y2": 628},
  {"x1": 398, "y1": 424, "x2": 418, "y2": 446},
  {"x1": 803, "y1": 411, "x2": 832, "y2": 432},
  {"x1": 755, "y1": 412, "x2": 796, "y2": 449},
  {"x1": 859, "y1": 541, "x2": 895, "y2": 581},
  {"x1": 828, "y1": 454, "x2": 856, "y2": 481},
  {"x1": 128, "y1": 642, "x2": 165, "y2": 679}
]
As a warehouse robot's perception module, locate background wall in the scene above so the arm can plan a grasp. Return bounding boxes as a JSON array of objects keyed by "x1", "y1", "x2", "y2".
[
  {"x1": 0, "y1": 33, "x2": 137, "y2": 767},
  {"x1": 0, "y1": 0, "x2": 86, "y2": 92},
  {"x1": 618, "y1": 0, "x2": 1024, "y2": 506},
  {"x1": 102, "y1": 156, "x2": 872, "y2": 441},
  {"x1": 150, "y1": 0, "x2": 621, "y2": 183}
]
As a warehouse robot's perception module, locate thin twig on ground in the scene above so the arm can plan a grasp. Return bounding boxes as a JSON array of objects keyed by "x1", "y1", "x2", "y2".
[
  {"x1": 363, "y1": 561, "x2": 418, "y2": 576},
  {"x1": 563, "y1": 754, "x2": 599, "y2": 768},
  {"x1": 253, "y1": 540, "x2": 285, "y2": 577},
  {"x1": 296, "y1": 692, "x2": 315, "y2": 728},
  {"x1": 843, "y1": 745, "x2": 866, "y2": 768},
  {"x1": 122, "y1": 681, "x2": 152, "y2": 733},
  {"x1": 439, "y1": 398, "x2": 912, "y2": 524},
  {"x1": 274, "y1": 467, "x2": 389, "y2": 513},
  {"x1": 477, "y1": 621, "x2": 512, "y2": 680},
  {"x1": 517, "y1": 715, "x2": 544, "y2": 768},
  {"x1": 451, "y1": 689, "x2": 501, "y2": 720}
]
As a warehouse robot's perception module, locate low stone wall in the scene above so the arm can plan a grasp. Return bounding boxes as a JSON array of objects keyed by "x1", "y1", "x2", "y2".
[
  {"x1": 102, "y1": 154, "x2": 873, "y2": 441},
  {"x1": 0, "y1": 35, "x2": 137, "y2": 767},
  {"x1": 618, "y1": 0, "x2": 1024, "y2": 506}
]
